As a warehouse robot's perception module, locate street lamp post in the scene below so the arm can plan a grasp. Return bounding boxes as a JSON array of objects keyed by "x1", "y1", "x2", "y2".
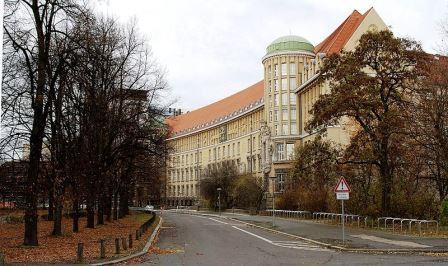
[
  {"x1": 217, "y1": 188, "x2": 222, "y2": 216},
  {"x1": 269, "y1": 176, "x2": 276, "y2": 227}
]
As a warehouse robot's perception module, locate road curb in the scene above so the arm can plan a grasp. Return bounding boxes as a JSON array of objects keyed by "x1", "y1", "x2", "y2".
[
  {"x1": 90, "y1": 215, "x2": 163, "y2": 266},
  {"x1": 177, "y1": 211, "x2": 448, "y2": 255}
]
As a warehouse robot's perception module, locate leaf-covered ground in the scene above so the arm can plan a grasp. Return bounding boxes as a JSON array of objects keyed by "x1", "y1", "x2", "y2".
[{"x1": 0, "y1": 211, "x2": 155, "y2": 264}]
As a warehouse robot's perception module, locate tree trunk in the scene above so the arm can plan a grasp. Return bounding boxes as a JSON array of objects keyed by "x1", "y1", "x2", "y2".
[
  {"x1": 48, "y1": 186, "x2": 54, "y2": 221},
  {"x1": 52, "y1": 198, "x2": 62, "y2": 236},
  {"x1": 86, "y1": 193, "x2": 95, "y2": 228},
  {"x1": 24, "y1": 134, "x2": 44, "y2": 246},
  {"x1": 105, "y1": 192, "x2": 112, "y2": 222},
  {"x1": 118, "y1": 189, "x2": 129, "y2": 219},
  {"x1": 72, "y1": 199, "x2": 79, "y2": 233},
  {"x1": 97, "y1": 196, "x2": 104, "y2": 225},
  {"x1": 113, "y1": 192, "x2": 118, "y2": 221}
]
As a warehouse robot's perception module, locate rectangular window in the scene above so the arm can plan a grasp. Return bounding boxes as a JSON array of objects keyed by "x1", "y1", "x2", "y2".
[
  {"x1": 274, "y1": 110, "x2": 279, "y2": 122},
  {"x1": 291, "y1": 123, "x2": 297, "y2": 134},
  {"x1": 228, "y1": 145, "x2": 230, "y2": 158},
  {"x1": 274, "y1": 94, "x2": 279, "y2": 106},
  {"x1": 209, "y1": 149, "x2": 211, "y2": 161},
  {"x1": 282, "y1": 108, "x2": 288, "y2": 121},
  {"x1": 247, "y1": 138, "x2": 251, "y2": 153},
  {"x1": 290, "y1": 77, "x2": 296, "y2": 91},
  {"x1": 290, "y1": 93, "x2": 296, "y2": 105},
  {"x1": 276, "y1": 172, "x2": 286, "y2": 192},
  {"x1": 222, "y1": 146, "x2": 225, "y2": 157},
  {"x1": 274, "y1": 64, "x2": 278, "y2": 76},
  {"x1": 232, "y1": 143, "x2": 235, "y2": 156},
  {"x1": 281, "y1": 63, "x2": 287, "y2": 75},
  {"x1": 290, "y1": 62, "x2": 296, "y2": 75},
  {"x1": 274, "y1": 80, "x2": 279, "y2": 91},
  {"x1": 237, "y1": 142, "x2": 240, "y2": 155},
  {"x1": 282, "y1": 124, "x2": 289, "y2": 135},
  {"x1": 281, "y1": 78, "x2": 287, "y2": 91},
  {"x1": 282, "y1": 93, "x2": 288, "y2": 105},
  {"x1": 218, "y1": 147, "x2": 221, "y2": 159},
  {"x1": 274, "y1": 125, "x2": 279, "y2": 136},
  {"x1": 290, "y1": 109, "x2": 296, "y2": 121},
  {"x1": 268, "y1": 80, "x2": 272, "y2": 93},
  {"x1": 213, "y1": 148, "x2": 216, "y2": 160},
  {"x1": 269, "y1": 111, "x2": 273, "y2": 122},
  {"x1": 286, "y1": 143, "x2": 295, "y2": 160},
  {"x1": 276, "y1": 143, "x2": 285, "y2": 161}
]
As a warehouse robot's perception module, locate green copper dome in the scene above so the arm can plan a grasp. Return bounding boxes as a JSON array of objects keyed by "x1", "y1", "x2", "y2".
[{"x1": 266, "y1": 35, "x2": 314, "y2": 55}]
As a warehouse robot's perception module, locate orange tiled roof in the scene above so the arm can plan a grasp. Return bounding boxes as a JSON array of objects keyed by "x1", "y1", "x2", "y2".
[
  {"x1": 314, "y1": 8, "x2": 372, "y2": 54},
  {"x1": 166, "y1": 80, "x2": 264, "y2": 137}
]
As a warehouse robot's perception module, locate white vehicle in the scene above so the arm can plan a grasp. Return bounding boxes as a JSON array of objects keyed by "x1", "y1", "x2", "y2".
[{"x1": 144, "y1": 205, "x2": 154, "y2": 211}]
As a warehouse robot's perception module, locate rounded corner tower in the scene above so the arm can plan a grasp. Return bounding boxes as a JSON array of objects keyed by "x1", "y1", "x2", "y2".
[{"x1": 261, "y1": 34, "x2": 316, "y2": 178}]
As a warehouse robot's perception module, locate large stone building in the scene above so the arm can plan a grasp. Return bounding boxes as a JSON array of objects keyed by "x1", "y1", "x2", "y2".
[{"x1": 165, "y1": 8, "x2": 387, "y2": 206}]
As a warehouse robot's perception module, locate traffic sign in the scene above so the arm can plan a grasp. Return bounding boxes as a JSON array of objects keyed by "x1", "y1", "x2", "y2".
[
  {"x1": 336, "y1": 192, "x2": 349, "y2": 200},
  {"x1": 334, "y1": 177, "x2": 351, "y2": 193}
]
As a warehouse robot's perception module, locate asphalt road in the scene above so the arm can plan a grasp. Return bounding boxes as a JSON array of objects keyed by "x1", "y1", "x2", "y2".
[{"x1": 139, "y1": 212, "x2": 448, "y2": 266}]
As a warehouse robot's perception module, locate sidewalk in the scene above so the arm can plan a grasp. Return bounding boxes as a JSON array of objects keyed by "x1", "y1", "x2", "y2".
[{"x1": 197, "y1": 211, "x2": 448, "y2": 252}]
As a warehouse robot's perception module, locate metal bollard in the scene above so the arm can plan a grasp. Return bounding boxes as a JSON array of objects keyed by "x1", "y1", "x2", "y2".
[
  {"x1": 129, "y1": 234, "x2": 133, "y2": 249},
  {"x1": 115, "y1": 238, "x2": 120, "y2": 254},
  {"x1": 100, "y1": 239, "x2": 106, "y2": 259},
  {"x1": 77, "y1": 242, "x2": 84, "y2": 262}
]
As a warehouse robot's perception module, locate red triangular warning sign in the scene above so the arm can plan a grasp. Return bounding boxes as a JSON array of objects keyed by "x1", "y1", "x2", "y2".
[{"x1": 334, "y1": 177, "x2": 351, "y2": 192}]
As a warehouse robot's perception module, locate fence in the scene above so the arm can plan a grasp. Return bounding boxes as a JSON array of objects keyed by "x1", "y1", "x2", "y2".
[
  {"x1": 377, "y1": 217, "x2": 439, "y2": 236},
  {"x1": 76, "y1": 211, "x2": 156, "y2": 263}
]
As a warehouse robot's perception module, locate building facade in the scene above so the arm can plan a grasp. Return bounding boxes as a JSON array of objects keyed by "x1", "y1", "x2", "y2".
[{"x1": 165, "y1": 8, "x2": 387, "y2": 207}]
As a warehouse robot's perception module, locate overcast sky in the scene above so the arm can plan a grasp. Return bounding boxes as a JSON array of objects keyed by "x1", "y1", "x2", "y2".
[{"x1": 98, "y1": 0, "x2": 448, "y2": 111}]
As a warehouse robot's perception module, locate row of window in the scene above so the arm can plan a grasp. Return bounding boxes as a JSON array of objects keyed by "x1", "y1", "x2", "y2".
[
  {"x1": 267, "y1": 77, "x2": 297, "y2": 93},
  {"x1": 169, "y1": 167, "x2": 200, "y2": 183},
  {"x1": 171, "y1": 110, "x2": 263, "y2": 153},
  {"x1": 269, "y1": 92, "x2": 297, "y2": 107},
  {"x1": 269, "y1": 108, "x2": 297, "y2": 122},
  {"x1": 267, "y1": 62, "x2": 297, "y2": 77},
  {"x1": 168, "y1": 184, "x2": 198, "y2": 197},
  {"x1": 274, "y1": 143, "x2": 295, "y2": 161},
  {"x1": 273, "y1": 123, "x2": 297, "y2": 136}
]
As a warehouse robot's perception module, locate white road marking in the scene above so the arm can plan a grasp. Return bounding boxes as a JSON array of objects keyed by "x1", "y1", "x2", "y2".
[
  {"x1": 351, "y1": 234, "x2": 431, "y2": 248},
  {"x1": 232, "y1": 226, "x2": 330, "y2": 252},
  {"x1": 208, "y1": 217, "x2": 229, "y2": 225}
]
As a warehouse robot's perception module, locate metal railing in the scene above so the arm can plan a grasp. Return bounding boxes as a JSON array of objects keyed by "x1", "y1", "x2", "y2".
[
  {"x1": 377, "y1": 217, "x2": 439, "y2": 236},
  {"x1": 264, "y1": 209, "x2": 311, "y2": 219}
]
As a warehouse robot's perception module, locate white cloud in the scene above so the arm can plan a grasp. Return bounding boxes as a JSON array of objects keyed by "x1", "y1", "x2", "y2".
[{"x1": 98, "y1": 0, "x2": 448, "y2": 111}]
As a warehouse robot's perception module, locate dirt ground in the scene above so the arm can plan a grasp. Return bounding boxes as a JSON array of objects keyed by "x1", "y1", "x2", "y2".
[{"x1": 0, "y1": 210, "x2": 156, "y2": 264}]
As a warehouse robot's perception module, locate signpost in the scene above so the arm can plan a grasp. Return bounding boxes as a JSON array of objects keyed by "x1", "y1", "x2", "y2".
[{"x1": 334, "y1": 177, "x2": 351, "y2": 244}]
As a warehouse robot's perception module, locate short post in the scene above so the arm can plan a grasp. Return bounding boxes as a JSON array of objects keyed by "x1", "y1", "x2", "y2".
[
  {"x1": 418, "y1": 222, "x2": 422, "y2": 236},
  {"x1": 136, "y1": 229, "x2": 140, "y2": 240},
  {"x1": 122, "y1": 237, "x2": 127, "y2": 250},
  {"x1": 115, "y1": 238, "x2": 120, "y2": 254},
  {"x1": 217, "y1": 187, "x2": 222, "y2": 216},
  {"x1": 129, "y1": 234, "x2": 133, "y2": 249},
  {"x1": 77, "y1": 242, "x2": 84, "y2": 262},
  {"x1": 0, "y1": 253, "x2": 6, "y2": 266},
  {"x1": 100, "y1": 239, "x2": 106, "y2": 259}
]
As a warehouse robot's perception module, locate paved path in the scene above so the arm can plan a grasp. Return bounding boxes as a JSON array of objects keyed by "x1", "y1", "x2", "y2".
[
  {"x1": 214, "y1": 212, "x2": 448, "y2": 250},
  {"x1": 139, "y1": 212, "x2": 448, "y2": 265}
]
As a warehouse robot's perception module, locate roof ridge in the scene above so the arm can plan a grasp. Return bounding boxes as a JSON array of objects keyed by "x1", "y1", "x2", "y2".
[
  {"x1": 314, "y1": 9, "x2": 369, "y2": 54},
  {"x1": 166, "y1": 80, "x2": 264, "y2": 135}
]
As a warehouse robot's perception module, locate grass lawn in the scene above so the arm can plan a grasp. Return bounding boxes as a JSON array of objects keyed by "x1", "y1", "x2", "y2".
[{"x1": 0, "y1": 210, "x2": 157, "y2": 264}]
